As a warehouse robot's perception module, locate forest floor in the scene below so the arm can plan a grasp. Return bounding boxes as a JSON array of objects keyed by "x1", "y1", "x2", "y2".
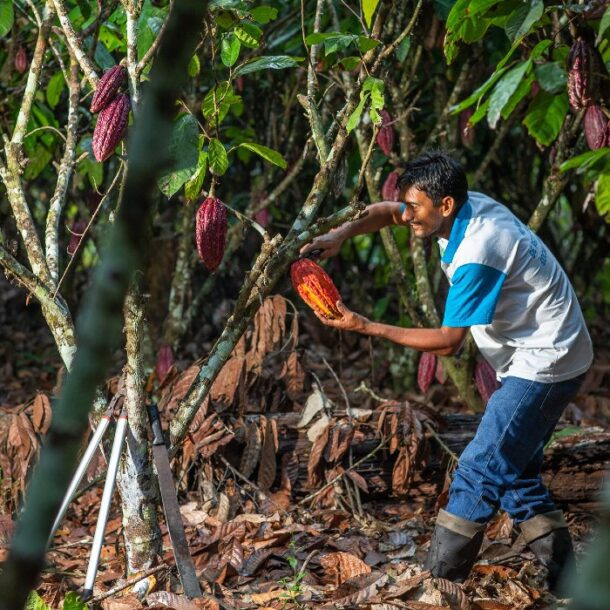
[{"x1": 1, "y1": 278, "x2": 609, "y2": 610}]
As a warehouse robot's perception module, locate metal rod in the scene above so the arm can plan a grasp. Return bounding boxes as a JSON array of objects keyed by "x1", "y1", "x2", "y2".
[
  {"x1": 81, "y1": 411, "x2": 128, "y2": 601},
  {"x1": 47, "y1": 411, "x2": 113, "y2": 547}
]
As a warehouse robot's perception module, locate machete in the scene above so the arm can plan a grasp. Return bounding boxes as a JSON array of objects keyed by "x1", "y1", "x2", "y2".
[{"x1": 148, "y1": 403, "x2": 202, "y2": 598}]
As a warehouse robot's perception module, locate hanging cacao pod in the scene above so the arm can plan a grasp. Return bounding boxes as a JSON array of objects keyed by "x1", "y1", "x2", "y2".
[
  {"x1": 195, "y1": 196, "x2": 228, "y2": 271},
  {"x1": 474, "y1": 359, "x2": 500, "y2": 405},
  {"x1": 381, "y1": 170, "x2": 401, "y2": 201},
  {"x1": 67, "y1": 219, "x2": 87, "y2": 256},
  {"x1": 458, "y1": 108, "x2": 475, "y2": 148},
  {"x1": 584, "y1": 105, "x2": 610, "y2": 150},
  {"x1": 434, "y1": 358, "x2": 446, "y2": 384},
  {"x1": 567, "y1": 39, "x2": 596, "y2": 111},
  {"x1": 254, "y1": 207, "x2": 270, "y2": 228},
  {"x1": 90, "y1": 64, "x2": 127, "y2": 113},
  {"x1": 376, "y1": 109, "x2": 395, "y2": 156},
  {"x1": 156, "y1": 344, "x2": 175, "y2": 383},
  {"x1": 14, "y1": 47, "x2": 28, "y2": 74},
  {"x1": 290, "y1": 258, "x2": 342, "y2": 319},
  {"x1": 417, "y1": 352, "x2": 437, "y2": 393},
  {"x1": 92, "y1": 93, "x2": 131, "y2": 162}
]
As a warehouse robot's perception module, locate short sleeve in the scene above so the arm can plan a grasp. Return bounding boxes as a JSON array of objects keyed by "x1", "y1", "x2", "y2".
[{"x1": 442, "y1": 263, "x2": 506, "y2": 327}]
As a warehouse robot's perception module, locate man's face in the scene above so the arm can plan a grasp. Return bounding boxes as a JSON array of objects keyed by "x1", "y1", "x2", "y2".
[{"x1": 400, "y1": 186, "x2": 455, "y2": 239}]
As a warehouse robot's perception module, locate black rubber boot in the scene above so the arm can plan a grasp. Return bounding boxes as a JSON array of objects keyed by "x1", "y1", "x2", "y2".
[
  {"x1": 520, "y1": 510, "x2": 575, "y2": 595},
  {"x1": 424, "y1": 509, "x2": 486, "y2": 582}
]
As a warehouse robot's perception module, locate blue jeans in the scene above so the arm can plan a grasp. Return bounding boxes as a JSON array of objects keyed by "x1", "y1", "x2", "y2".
[{"x1": 445, "y1": 374, "x2": 585, "y2": 524}]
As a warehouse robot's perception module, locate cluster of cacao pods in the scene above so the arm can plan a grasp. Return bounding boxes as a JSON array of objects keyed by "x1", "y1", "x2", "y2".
[
  {"x1": 14, "y1": 47, "x2": 28, "y2": 74},
  {"x1": 91, "y1": 65, "x2": 131, "y2": 162},
  {"x1": 290, "y1": 258, "x2": 342, "y2": 319},
  {"x1": 196, "y1": 196, "x2": 228, "y2": 271},
  {"x1": 376, "y1": 109, "x2": 395, "y2": 156}
]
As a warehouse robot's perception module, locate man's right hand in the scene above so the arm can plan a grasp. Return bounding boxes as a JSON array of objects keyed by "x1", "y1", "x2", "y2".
[{"x1": 299, "y1": 227, "x2": 346, "y2": 260}]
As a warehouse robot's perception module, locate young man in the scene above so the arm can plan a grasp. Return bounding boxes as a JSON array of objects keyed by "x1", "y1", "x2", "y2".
[{"x1": 301, "y1": 151, "x2": 593, "y2": 592}]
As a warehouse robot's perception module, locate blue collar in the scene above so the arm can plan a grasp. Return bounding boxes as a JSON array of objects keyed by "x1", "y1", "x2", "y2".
[{"x1": 441, "y1": 200, "x2": 472, "y2": 264}]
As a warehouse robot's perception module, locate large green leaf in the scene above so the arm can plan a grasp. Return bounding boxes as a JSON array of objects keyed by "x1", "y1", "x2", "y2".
[
  {"x1": 221, "y1": 32, "x2": 240, "y2": 66},
  {"x1": 534, "y1": 62, "x2": 566, "y2": 93},
  {"x1": 184, "y1": 151, "x2": 208, "y2": 201},
  {"x1": 599, "y1": 5, "x2": 610, "y2": 39},
  {"x1": 157, "y1": 114, "x2": 199, "y2": 198},
  {"x1": 501, "y1": 72, "x2": 535, "y2": 119},
  {"x1": 487, "y1": 60, "x2": 531, "y2": 128},
  {"x1": 62, "y1": 592, "x2": 88, "y2": 610},
  {"x1": 233, "y1": 55, "x2": 302, "y2": 77},
  {"x1": 596, "y1": 173, "x2": 610, "y2": 221},
  {"x1": 25, "y1": 592, "x2": 50, "y2": 610},
  {"x1": 202, "y1": 82, "x2": 242, "y2": 124},
  {"x1": 522, "y1": 91, "x2": 568, "y2": 146},
  {"x1": 504, "y1": 0, "x2": 544, "y2": 43},
  {"x1": 234, "y1": 22, "x2": 262, "y2": 48},
  {"x1": 46, "y1": 72, "x2": 66, "y2": 109},
  {"x1": 208, "y1": 138, "x2": 229, "y2": 175},
  {"x1": 346, "y1": 91, "x2": 369, "y2": 133},
  {"x1": 362, "y1": 0, "x2": 381, "y2": 28},
  {"x1": 560, "y1": 148, "x2": 610, "y2": 173},
  {"x1": 238, "y1": 142, "x2": 287, "y2": 168},
  {"x1": 0, "y1": 0, "x2": 14, "y2": 37},
  {"x1": 250, "y1": 6, "x2": 278, "y2": 24},
  {"x1": 451, "y1": 66, "x2": 509, "y2": 114}
]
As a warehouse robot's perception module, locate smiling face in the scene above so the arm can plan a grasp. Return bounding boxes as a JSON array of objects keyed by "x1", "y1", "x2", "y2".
[{"x1": 400, "y1": 185, "x2": 458, "y2": 239}]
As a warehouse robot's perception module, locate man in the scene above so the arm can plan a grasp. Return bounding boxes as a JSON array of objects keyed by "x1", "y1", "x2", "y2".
[{"x1": 301, "y1": 151, "x2": 593, "y2": 592}]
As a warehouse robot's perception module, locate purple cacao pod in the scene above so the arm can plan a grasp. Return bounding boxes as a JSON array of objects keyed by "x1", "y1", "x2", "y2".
[
  {"x1": 92, "y1": 93, "x2": 130, "y2": 162},
  {"x1": 434, "y1": 359, "x2": 446, "y2": 384},
  {"x1": 584, "y1": 105, "x2": 610, "y2": 150},
  {"x1": 376, "y1": 109, "x2": 395, "y2": 156},
  {"x1": 459, "y1": 108, "x2": 475, "y2": 148},
  {"x1": 196, "y1": 196, "x2": 228, "y2": 271},
  {"x1": 381, "y1": 170, "x2": 401, "y2": 201},
  {"x1": 417, "y1": 352, "x2": 437, "y2": 393},
  {"x1": 14, "y1": 47, "x2": 28, "y2": 74},
  {"x1": 156, "y1": 344, "x2": 175, "y2": 383},
  {"x1": 90, "y1": 64, "x2": 127, "y2": 113},
  {"x1": 67, "y1": 219, "x2": 87, "y2": 256},
  {"x1": 531, "y1": 80, "x2": 541, "y2": 97},
  {"x1": 567, "y1": 39, "x2": 596, "y2": 111},
  {"x1": 254, "y1": 207, "x2": 270, "y2": 228},
  {"x1": 474, "y1": 359, "x2": 500, "y2": 405}
]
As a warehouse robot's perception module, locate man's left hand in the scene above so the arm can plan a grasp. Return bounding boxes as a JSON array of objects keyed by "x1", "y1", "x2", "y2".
[{"x1": 313, "y1": 301, "x2": 369, "y2": 332}]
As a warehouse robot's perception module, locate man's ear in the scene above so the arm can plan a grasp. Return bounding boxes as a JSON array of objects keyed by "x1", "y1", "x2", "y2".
[{"x1": 440, "y1": 195, "x2": 456, "y2": 218}]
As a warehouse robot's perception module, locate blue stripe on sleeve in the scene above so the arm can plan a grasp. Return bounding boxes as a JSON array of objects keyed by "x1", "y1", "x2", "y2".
[{"x1": 442, "y1": 263, "x2": 506, "y2": 327}]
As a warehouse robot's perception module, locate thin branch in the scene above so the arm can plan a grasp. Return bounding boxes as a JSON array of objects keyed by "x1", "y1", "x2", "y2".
[{"x1": 90, "y1": 564, "x2": 170, "y2": 602}]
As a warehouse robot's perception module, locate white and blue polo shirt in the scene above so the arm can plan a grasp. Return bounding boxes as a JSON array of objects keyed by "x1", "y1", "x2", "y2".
[{"x1": 437, "y1": 191, "x2": 593, "y2": 382}]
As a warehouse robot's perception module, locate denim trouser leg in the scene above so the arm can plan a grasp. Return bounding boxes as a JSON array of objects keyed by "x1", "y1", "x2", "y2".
[{"x1": 445, "y1": 374, "x2": 584, "y2": 524}]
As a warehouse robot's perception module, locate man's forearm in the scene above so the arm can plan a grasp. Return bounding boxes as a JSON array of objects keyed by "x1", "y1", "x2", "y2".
[
  {"x1": 338, "y1": 201, "x2": 403, "y2": 239},
  {"x1": 359, "y1": 321, "x2": 462, "y2": 356}
]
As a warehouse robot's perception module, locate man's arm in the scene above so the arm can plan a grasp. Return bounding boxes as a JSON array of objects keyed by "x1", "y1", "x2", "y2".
[
  {"x1": 317, "y1": 301, "x2": 468, "y2": 356},
  {"x1": 301, "y1": 201, "x2": 405, "y2": 259}
]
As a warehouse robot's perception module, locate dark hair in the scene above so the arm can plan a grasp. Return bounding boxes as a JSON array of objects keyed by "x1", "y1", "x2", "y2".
[{"x1": 397, "y1": 151, "x2": 468, "y2": 208}]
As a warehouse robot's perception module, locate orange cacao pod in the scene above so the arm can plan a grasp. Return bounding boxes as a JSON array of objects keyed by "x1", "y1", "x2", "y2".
[
  {"x1": 474, "y1": 359, "x2": 500, "y2": 405},
  {"x1": 584, "y1": 105, "x2": 610, "y2": 150},
  {"x1": 290, "y1": 258, "x2": 342, "y2": 319},
  {"x1": 417, "y1": 352, "x2": 437, "y2": 393},
  {"x1": 381, "y1": 170, "x2": 401, "y2": 201},
  {"x1": 14, "y1": 47, "x2": 28, "y2": 74},
  {"x1": 376, "y1": 110, "x2": 395, "y2": 156},
  {"x1": 90, "y1": 64, "x2": 127, "y2": 113},
  {"x1": 196, "y1": 196, "x2": 228, "y2": 271},
  {"x1": 92, "y1": 93, "x2": 130, "y2": 162},
  {"x1": 156, "y1": 344, "x2": 175, "y2": 383},
  {"x1": 567, "y1": 39, "x2": 596, "y2": 111}
]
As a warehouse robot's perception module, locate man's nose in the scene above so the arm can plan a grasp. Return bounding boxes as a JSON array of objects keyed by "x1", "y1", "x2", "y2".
[{"x1": 401, "y1": 204, "x2": 412, "y2": 221}]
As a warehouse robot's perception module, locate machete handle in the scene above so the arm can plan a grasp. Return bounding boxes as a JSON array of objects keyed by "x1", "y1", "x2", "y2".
[{"x1": 147, "y1": 404, "x2": 165, "y2": 446}]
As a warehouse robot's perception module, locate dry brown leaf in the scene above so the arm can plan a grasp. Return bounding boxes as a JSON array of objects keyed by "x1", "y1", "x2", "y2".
[
  {"x1": 307, "y1": 422, "x2": 330, "y2": 488},
  {"x1": 471, "y1": 601, "x2": 513, "y2": 610},
  {"x1": 257, "y1": 418, "x2": 277, "y2": 491},
  {"x1": 30, "y1": 393, "x2": 52, "y2": 434},
  {"x1": 327, "y1": 572, "x2": 389, "y2": 608},
  {"x1": 346, "y1": 469, "x2": 368, "y2": 493},
  {"x1": 239, "y1": 423, "x2": 262, "y2": 478},
  {"x1": 246, "y1": 296, "x2": 287, "y2": 377},
  {"x1": 486, "y1": 512, "x2": 513, "y2": 541},
  {"x1": 100, "y1": 594, "x2": 142, "y2": 610},
  {"x1": 326, "y1": 424, "x2": 354, "y2": 463},
  {"x1": 210, "y1": 357, "x2": 244, "y2": 409},
  {"x1": 433, "y1": 577, "x2": 470, "y2": 610},
  {"x1": 239, "y1": 548, "x2": 273, "y2": 576},
  {"x1": 281, "y1": 351, "x2": 305, "y2": 400},
  {"x1": 158, "y1": 362, "x2": 201, "y2": 413},
  {"x1": 249, "y1": 590, "x2": 286, "y2": 604},
  {"x1": 147, "y1": 591, "x2": 200, "y2": 610},
  {"x1": 320, "y1": 551, "x2": 372, "y2": 585}
]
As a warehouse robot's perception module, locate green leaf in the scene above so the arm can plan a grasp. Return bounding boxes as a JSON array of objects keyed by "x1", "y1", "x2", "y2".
[
  {"x1": 505, "y1": 0, "x2": 544, "y2": 43},
  {"x1": 24, "y1": 143, "x2": 53, "y2": 180},
  {"x1": 233, "y1": 55, "x2": 302, "y2": 77},
  {"x1": 595, "y1": 173, "x2": 610, "y2": 221},
  {"x1": 46, "y1": 72, "x2": 66, "y2": 109},
  {"x1": 534, "y1": 62, "x2": 566, "y2": 94},
  {"x1": 202, "y1": 82, "x2": 242, "y2": 124},
  {"x1": 346, "y1": 91, "x2": 369, "y2": 133},
  {"x1": 25, "y1": 592, "x2": 51, "y2": 610},
  {"x1": 451, "y1": 65, "x2": 509, "y2": 114},
  {"x1": 0, "y1": 0, "x2": 14, "y2": 37},
  {"x1": 234, "y1": 22, "x2": 262, "y2": 48},
  {"x1": 364, "y1": 76, "x2": 385, "y2": 123},
  {"x1": 599, "y1": 5, "x2": 610, "y2": 39},
  {"x1": 221, "y1": 32, "x2": 241, "y2": 66},
  {"x1": 184, "y1": 151, "x2": 208, "y2": 201},
  {"x1": 362, "y1": 0, "x2": 381, "y2": 28},
  {"x1": 395, "y1": 36, "x2": 411, "y2": 62},
  {"x1": 487, "y1": 60, "x2": 531, "y2": 128},
  {"x1": 238, "y1": 142, "x2": 286, "y2": 168},
  {"x1": 157, "y1": 114, "x2": 199, "y2": 197},
  {"x1": 208, "y1": 138, "x2": 229, "y2": 175},
  {"x1": 251, "y1": 6, "x2": 278, "y2": 24},
  {"x1": 188, "y1": 54, "x2": 200, "y2": 77},
  {"x1": 306, "y1": 32, "x2": 358, "y2": 55},
  {"x1": 522, "y1": 91, "x2": 569, "y2": 146},
  {"x1": 560, "y1": 148, "x2": 610, "y2": 173},
  {"x1": 530, "y1": 38, "x2": 552, "y2": 60},
  {"x1": 501, "y1": 72, "x2": 535, "y2": 119},
  {"x1": 357, "y1": 36, "x2": 380, "y2": 53},
  {"x1": 62, "y1": 592, "x2": 88, "y2": 610}
]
